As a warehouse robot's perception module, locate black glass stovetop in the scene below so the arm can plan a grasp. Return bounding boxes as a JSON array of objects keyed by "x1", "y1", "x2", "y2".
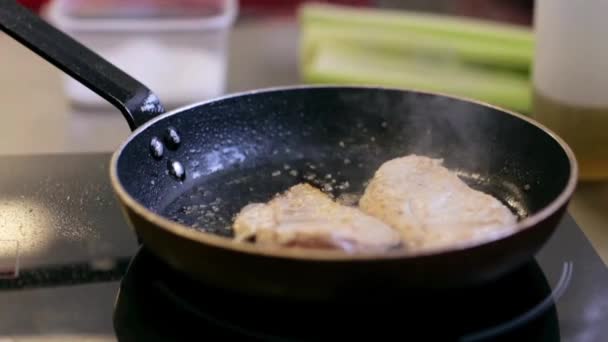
[{"x1": 0, "y1": 153, "x2": 607, "y2": 341}]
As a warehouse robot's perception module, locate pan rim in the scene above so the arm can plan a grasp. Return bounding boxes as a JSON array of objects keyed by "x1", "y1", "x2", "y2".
[{"x1": 109, "y1": 84, "x2": 579, "y2": 261}]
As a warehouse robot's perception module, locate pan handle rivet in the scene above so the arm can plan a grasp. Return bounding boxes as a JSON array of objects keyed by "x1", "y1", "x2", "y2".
[
  {"x1": 168, "y1": 160, "x2": 186, "y2": 181},
  {"x1": 164, "y1": 127, "x2": 181, "y2": 150},
  {"x1": 149, "y1": 137, "x2": 164, "y2": 160}
]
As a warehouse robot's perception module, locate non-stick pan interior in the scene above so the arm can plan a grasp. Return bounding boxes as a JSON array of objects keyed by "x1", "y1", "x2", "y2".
[{"x1": 115, "y1": 87, "x2": 573, "y2": 238}]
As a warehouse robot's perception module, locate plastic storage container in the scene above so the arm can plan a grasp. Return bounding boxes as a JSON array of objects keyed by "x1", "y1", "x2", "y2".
[{"x1": 45, "y1": 0, "x2": 238, "y2": 111}]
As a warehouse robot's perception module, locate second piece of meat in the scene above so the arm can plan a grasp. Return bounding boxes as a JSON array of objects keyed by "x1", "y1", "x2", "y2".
[{"x1": 359, "y1": 155, "x2": 518, "y2": 253}]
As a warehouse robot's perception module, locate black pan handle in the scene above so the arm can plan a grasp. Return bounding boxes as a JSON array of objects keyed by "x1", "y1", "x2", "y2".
[{"x1": 0, "y1": 0, "x2": 165, "y2": 130}]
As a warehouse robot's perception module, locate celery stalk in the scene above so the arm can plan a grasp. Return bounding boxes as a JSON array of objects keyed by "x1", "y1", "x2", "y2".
[
  {"x1": 299, "y1": 3, "x2": 534, "y2": 50},
  {"x1": 302, "y1": 42, "x2": 531, "y2": 113},
  {"x1": 301, "y1": 24, "x2": 532, "y2": 72}
]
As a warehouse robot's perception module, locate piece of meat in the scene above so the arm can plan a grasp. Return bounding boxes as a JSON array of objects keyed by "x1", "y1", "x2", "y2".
[
  {"x1": 233, "y1": 183, "x2": 402, "y2": 253},
  {"x1": 359, "y1": 155, "x2": 517, "y2": 253}
]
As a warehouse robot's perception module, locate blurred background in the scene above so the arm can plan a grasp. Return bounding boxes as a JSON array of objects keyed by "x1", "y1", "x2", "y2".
[
  {"x1": 12, "y1": 0, "x2": 535, "y2": 113},
  {"x1": 19, "y1": 0, "x2": 534, "y2": 23},
  {"x1": 13, "y1": 0, "x2": 608, "y2": 180},
  {"x1": 11, "y1": 0, "x2": 608, "y2": 184},
  {"x1": 6, "y1": 0, "x2": 608, "y2": 181},
  {"x1": 7, "y1": 0, "x2": 534, "y2": 140}
]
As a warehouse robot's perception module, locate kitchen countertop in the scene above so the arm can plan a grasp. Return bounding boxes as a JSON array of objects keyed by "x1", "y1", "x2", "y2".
[{"x1": 0, "y1": 17, "x2": 606, "y2": 266}]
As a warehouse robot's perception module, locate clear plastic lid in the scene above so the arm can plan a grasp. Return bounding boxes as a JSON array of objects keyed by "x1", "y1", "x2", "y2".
[{"x1": 46, "y1": 0, "x2": 238, "y2": 31}]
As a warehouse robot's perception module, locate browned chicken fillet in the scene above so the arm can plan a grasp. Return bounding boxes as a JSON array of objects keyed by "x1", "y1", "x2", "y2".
[
  {"x1": 359, "y1": 155, "x2": 517, "y2": 253},
  {"x1": 233, "y1": 183, "x2": 402, "y2": 253}
]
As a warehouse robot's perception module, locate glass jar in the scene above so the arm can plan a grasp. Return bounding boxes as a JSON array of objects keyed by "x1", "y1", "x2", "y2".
[{"x1": 532, "y1": 0, "x2": 608, "y2": 181}]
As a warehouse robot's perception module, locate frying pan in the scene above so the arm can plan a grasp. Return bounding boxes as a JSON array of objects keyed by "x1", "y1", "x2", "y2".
[{"x1": 0, "y1": 1, "x2": 577, "y2": 300}]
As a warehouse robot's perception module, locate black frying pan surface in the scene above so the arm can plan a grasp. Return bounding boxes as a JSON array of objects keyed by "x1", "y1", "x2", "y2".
[{"x1": 119, "y1": 87, "x2": 563, "y2": 235}]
